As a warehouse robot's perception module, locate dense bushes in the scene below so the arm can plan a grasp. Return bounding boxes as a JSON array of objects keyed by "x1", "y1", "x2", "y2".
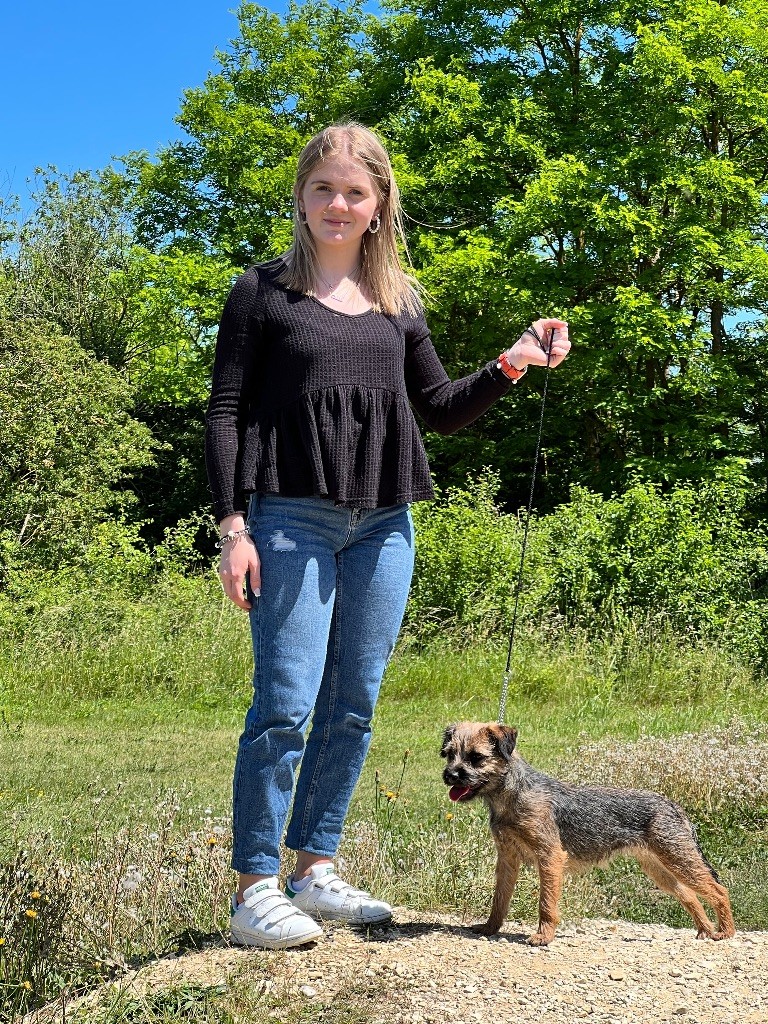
[
  {"x1": 408, "y1": 474, "x2": 551, "y2": 639},
  {"x1": 2, "y1": 473, "x2": 767, "y2": 686},
  {"x1": 408, "y1": 474, "x2": 768, "y2": 666},
  {"x1": 0, "y1": 317, "x2": 155, "y2": 582}
]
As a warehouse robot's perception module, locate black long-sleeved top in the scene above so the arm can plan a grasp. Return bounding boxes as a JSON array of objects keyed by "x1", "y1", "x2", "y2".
[{"x1": 205, "y1": 260, "x2": 514, "y2": 521}]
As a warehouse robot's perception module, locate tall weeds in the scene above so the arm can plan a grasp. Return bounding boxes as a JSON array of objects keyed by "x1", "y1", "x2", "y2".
[{"x1": 1, "y1": 797, "x2": 232, "y2": 1021}]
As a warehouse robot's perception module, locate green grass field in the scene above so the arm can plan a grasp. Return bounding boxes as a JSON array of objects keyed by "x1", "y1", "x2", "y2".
[{"x1": 4, "y1": 636, "x2": 765, "y2": 846}]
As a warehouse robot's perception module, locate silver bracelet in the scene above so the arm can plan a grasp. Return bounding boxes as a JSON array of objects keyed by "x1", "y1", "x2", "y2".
[{"x1": 215, "y1": 526, "x2": 251, "y2": 549}]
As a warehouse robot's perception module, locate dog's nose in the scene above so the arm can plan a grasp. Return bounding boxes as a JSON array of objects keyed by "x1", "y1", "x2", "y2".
[{"x1": 443, "y1": 767, "x2": 460, "y2": 785}]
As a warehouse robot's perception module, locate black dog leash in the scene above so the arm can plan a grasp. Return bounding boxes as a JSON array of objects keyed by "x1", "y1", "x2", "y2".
[{"x1": 497, "y1": 327, "x2": 555, "y2": 724}]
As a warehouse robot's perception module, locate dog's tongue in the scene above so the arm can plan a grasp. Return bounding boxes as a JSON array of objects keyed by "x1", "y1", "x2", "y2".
[{"x1": 449, "y1": 785, "x2": 473, "y2": 802}]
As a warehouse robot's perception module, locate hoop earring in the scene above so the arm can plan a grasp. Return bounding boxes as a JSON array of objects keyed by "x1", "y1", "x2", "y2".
[{"x1": 368, "y1": 216, "x2": 381, "y2": 235}]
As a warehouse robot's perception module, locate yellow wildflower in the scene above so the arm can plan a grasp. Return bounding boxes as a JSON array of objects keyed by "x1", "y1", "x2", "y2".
[
  {"x1": 25, "y1": 909, "x2": 38, "y2": 919},
  {"x1": 22, "y1": 981, "x2": 32, "y2": 990},
  {"x1": 30, "y1": 891, "x2": 41, "y2": 900},
  {"x1": 446, "y1": 812, "x2": 454, "y2": 820}
]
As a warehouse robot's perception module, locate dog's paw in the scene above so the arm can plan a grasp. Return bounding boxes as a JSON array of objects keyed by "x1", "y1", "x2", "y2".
[
  {"x1": 702, "y1": 929, "x2": 734, "y2": 941},
  {"x1": 470, "y1": 921, "x2": 500, "y2": 936},
  {"x1": 526, "y1": 931, "x2": 554, "y2": 946}
]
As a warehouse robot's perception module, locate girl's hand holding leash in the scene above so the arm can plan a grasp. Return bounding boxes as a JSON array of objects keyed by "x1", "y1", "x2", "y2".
[
  {"x1": 217, "y1": 515, "x2": 261, "y2": 610},
  {"x1": 498, "y1": 318, "x2": 570, "y2": 380}
]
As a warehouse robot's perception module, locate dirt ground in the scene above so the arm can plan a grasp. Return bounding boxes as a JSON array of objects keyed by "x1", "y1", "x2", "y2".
[{"x1": 39, "y1": 909, "x2": 768, "y2": 1024}]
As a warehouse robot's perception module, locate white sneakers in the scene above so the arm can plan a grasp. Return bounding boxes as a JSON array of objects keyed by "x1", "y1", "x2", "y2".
[
  {"x1": 230, "y1": 865, "x2": 392, "y2": 948},
  {"x1": 286, "y1": 863, "x2": 393, "y2": 926},
  {"x1": 230, "y1": 878, "x2": 323, "y2": 949}
]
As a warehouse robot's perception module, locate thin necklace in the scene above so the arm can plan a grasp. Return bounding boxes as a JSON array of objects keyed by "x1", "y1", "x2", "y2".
[{"x1": 317, "y1": 267, "x2": 361, "y2": 303}]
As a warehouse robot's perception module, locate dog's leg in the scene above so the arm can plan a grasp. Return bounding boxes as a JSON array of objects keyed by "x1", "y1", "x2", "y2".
[
  {"x1": 667, "y1": 844, "x2": 736, "y2": 940},
  {"x1": 529, "y1": 848, "x2": 567, "y2": 946},
  {"x1": 473, "y1": 832, "x2": 521, "y2": 936},
  {"x1": 641, "y1": 850, "x2": 736, "y2": 940},
  {"x1": 693, "y1": 875, "x2": 736, "y2": 940},
  {"x1": 637, "y1": 852, "x2": 734, "y2": 940}
]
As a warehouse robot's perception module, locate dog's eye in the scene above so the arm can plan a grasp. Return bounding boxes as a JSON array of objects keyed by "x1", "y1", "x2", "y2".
[{"x1": 468, "y1": 752, "x2": 486, "y2": 767}]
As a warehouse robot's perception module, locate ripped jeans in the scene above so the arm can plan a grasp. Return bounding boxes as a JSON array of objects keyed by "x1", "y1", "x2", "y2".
[{"x1": 231, "y1": 494, "x2": 415, "y2": 876}]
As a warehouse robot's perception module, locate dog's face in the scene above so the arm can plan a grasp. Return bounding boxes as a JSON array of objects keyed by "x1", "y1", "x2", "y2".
[{"x1": 440, "y1": 721, "x2": 518, "y2": 802}]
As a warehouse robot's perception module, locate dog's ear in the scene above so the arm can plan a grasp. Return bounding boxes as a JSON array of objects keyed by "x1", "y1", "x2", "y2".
[
  {"x1": 488, "y1": 724, "x2": 518, "y2": 761},
  {"x1": 440, "y1": 724, "x2": 457, "y2": 756}
]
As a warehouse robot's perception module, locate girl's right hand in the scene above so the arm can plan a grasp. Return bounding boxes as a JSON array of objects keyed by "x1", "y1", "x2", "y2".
[{"x1": 218, "y1": 520, "x2": 261, "y2": 611}]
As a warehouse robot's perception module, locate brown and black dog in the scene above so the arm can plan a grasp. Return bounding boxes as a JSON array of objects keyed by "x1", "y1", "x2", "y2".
[{"x1": 441, "y1": 721, "x2": 735, "y2": 945}]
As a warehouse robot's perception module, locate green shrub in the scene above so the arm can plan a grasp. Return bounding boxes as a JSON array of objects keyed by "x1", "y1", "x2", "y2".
[
  {"x1": 541, "y1": 480, "x2": 768, "y2": 660},
  {"x1": 0, "y1": 512, "x2": 251, "y2": 707},
  {"x1": 0, "y1": 318, "x2": 155, "y2": 578},
  {"x1": 3, "y1": 471, "x2": 767, "y2": 690},
  {"x1": 406, "y1": 475, "x2": 768, "y2": 667},
  {"x1": 406, "y1": 472, "x2": 551, "y2": 642}
]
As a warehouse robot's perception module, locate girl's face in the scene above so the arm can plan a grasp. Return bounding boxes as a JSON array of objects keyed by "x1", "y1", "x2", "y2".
[{"x1": 297, "y1": 155, "x2": 381, "y2": 258}]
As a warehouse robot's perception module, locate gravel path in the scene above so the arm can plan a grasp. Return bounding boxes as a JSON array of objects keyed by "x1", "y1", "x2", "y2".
[{"x1": 51, "y1": 910, "x2": 767, "y2": 1024}]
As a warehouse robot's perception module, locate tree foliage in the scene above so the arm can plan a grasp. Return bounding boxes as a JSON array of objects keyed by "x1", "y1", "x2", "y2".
[
  {"x1": 131, "y1": 1, "x2": 373, "y2": 264},
  {"x1": 1, "y1": 169, "x2": 238, "y2": 543},
  {"x1": 0, "y1": 316, "x2": 155, "y2": 576},
  {"x1": 7, "y1": 168, "x2": 235, "y2": 401}
]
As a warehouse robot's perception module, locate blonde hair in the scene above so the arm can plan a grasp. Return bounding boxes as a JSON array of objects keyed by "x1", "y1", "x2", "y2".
[{"x1": 276, "y1": 122, "x2": 422, "y2": 316}]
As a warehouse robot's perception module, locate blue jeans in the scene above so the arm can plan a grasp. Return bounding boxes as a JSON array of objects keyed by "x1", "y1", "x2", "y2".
[{"x1": 232, "y1": 494, "x2": 415, "y2": 876}]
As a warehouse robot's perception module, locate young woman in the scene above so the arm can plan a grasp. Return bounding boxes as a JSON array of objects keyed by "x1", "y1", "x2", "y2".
[{"x1": 205, "y1": 122, "x2": 570, "y2": 949}]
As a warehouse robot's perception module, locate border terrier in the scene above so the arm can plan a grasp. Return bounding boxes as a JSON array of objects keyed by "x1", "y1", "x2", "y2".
[{"x1": 441, "y1": 721, "x2": 735, "y2": 945}]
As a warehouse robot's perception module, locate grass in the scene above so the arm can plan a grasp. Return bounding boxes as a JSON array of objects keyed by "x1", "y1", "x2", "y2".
[
  {"x1": 3, "y1": 633, "x2": 762, "y2": 851},
  {"x1": 2, "y1": 608, "x2": 768, "y2": 1022},
  {"x1": 59, "y1": 972, "x2": 388, "y2": 1024}
]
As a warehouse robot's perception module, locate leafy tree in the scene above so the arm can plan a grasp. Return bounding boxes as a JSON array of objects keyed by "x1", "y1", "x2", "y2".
[
  {"x1": 0, "y1": 317, "x2": 155, "y2": 579},
  {"x1": 374, "y1": 0, "x2": 768, "y2": 501},
  {"x1": 7, "y1": 168, "x2": 234, "y2": 395},
  {"x1": 131, "y1": 0, "x2": 372, "y2": 263},
  {"x1": 10, "y1": 168, "x2": 146, "y2": 368},
  {"x1": 2, "y1": 169, "x2": 238, "y2": 540}
]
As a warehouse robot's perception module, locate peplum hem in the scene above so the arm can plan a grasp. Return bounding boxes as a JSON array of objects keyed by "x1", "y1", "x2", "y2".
[{"x1": 240, "y1": 385, "x2": 434, "y2": 509}]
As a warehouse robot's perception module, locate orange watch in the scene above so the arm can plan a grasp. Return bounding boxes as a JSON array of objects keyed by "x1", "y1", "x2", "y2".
[{"x1": 497, "y1": 351, "x2": 527, "y2": 382}]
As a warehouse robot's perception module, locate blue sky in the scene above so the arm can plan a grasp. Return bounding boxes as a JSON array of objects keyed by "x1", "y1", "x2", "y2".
[{"x1": 1, "y1": 1, "x2": 286, "y2": 203}]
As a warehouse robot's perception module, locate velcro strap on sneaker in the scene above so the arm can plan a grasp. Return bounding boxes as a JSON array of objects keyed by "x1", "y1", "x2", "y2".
[{"x1": 245, "y1": 889, "x2": 294, "y2": 916}]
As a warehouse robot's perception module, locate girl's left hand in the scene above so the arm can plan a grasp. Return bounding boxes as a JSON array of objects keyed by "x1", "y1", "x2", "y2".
[{"x1": 503, "y1": 319, "x2": 571, "y2": 370}]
